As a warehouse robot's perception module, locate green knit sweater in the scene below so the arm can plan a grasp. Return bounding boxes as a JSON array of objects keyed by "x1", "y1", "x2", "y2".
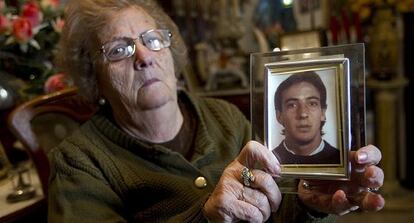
[{"x1": 47, "y1": 92, "x2": 335, "y2": 223}]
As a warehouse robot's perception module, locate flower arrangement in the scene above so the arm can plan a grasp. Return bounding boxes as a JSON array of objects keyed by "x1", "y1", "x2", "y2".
[{"x1": 0, "y1": 0, "x2": 65, "y2": 98}]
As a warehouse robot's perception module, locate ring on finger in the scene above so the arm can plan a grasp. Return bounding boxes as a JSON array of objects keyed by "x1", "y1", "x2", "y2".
[
  {"x1": 241, "y1": 167, "x2": 255, "y2": 187},
  {"x1": 302, "y1": 181, "x2": 311, "y2": 190},
  {"x1": 368, "y1": 187, "x2": 380, "y2": 193}
]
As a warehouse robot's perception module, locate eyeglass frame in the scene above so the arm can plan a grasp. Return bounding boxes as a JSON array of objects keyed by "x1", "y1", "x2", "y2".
[{"x1": 100, "y1": 29, "x2": 172, "y2": 62}]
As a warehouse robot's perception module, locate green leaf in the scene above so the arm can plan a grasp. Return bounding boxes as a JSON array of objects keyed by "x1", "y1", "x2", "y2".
[
  {"x1": 19, "y1": 43, "x2": 28, "y2": 53},
  {"x1": 29, "y1": 39, "x2": 41, "y2": 50},
  {"x1": 5, "y1": 36, "x2": 15, "y2": 45}
]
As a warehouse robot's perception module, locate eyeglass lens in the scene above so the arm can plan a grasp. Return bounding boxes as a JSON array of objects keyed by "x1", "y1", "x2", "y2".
[{"x1": 102, "y1": 29, "x2": 172, "y2": 61}]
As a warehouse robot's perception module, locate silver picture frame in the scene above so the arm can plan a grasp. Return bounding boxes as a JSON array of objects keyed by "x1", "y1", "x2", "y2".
[
  {"x1": 265, "y1": 57, "x2": 351, "y2": 180},
  {"x1": 250, "y1": 44, "x2": 366, "y2": 182}
]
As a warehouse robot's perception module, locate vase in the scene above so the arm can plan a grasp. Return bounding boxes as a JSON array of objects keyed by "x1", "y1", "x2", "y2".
[{"x1": 368, "y1": 7, "x2": 399, "y2": 80}]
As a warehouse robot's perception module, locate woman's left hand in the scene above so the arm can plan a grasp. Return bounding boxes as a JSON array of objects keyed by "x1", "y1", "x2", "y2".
[{"x1": 298, "y1": 144, "x2": 385, "y2": 215}]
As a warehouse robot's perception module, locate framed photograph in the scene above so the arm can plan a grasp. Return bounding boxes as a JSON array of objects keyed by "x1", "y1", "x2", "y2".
[{"x1": 264, "y1": 57, "x2": 350, "y2": 179}]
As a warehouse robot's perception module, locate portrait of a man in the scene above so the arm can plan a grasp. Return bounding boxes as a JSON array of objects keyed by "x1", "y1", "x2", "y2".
[{"x1": 271, "y1": 71, "x2": 340, "y2": 164}]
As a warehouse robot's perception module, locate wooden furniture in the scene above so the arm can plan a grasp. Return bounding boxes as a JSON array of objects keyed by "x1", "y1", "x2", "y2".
[{"x1": 2, "y1": 87, "x2": 97, "y2": 222}]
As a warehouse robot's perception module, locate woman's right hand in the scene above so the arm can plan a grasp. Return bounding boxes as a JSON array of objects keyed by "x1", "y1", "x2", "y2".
[{"x1": 203, "y1": 141, "x2": 282, "y2": 223}]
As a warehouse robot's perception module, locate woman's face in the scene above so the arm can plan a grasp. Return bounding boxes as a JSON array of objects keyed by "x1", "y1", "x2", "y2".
[{"x1": 96, "y1": 6, "x2": 177, "y2": 111}]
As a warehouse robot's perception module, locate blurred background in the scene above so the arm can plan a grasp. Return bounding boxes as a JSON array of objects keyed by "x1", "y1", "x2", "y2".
[{"x1": 1, "y1": 0, "x2": 414, "y2": 222}]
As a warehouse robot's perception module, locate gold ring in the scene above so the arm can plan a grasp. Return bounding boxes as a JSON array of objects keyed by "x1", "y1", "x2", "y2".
[{"x1": 241, "y1": 167, "x2": 254, "y2": 187}]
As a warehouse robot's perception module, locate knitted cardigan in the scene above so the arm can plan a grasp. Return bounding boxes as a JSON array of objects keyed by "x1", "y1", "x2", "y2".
[{"x1": 47, "y1": 92, "x2": 335, "y2": 223}]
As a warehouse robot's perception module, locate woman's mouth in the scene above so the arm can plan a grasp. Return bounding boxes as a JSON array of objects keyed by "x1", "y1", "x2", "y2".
[{"x1": 142, "y1": 78, "x2": 160, "y2": 87}]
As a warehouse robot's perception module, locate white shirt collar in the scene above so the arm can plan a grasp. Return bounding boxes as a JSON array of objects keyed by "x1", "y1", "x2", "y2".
[{"x1": 283, "y1": 140, "x2": 324, "y2": 156}]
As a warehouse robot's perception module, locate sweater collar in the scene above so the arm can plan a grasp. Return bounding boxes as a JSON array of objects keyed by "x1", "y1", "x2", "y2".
[{"x1": 90, "y1": 91, "x2": 215, "y2": 160}]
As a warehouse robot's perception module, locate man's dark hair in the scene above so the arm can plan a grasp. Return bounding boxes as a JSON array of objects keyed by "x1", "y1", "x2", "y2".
[{"x1": 274, "y1": 71, "x2": 327, "y2": 112}]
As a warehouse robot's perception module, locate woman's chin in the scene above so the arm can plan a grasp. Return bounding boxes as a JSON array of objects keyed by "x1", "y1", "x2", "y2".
[
  {"x1": 137, "y1": 98, "x2": 170, "y2": 110},
  {"x1": 136, "y1": 87, "x2": 174, "y2": 110}
]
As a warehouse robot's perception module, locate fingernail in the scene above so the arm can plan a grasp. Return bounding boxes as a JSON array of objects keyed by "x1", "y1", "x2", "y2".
[
  {"x1": 270, "y1": 165, "x2": 281, "y2": 177},
  {"x1": 358, "y1": 152, "x2": 368, "y2": 162},
  {"x1": 275, "y1": 164, "x2": 281, "y2": 173}
]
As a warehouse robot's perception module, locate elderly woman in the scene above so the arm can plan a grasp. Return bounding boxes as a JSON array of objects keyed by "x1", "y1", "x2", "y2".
[{"x1": 48, "y1": 0, "x2": 385, "y2": 222}]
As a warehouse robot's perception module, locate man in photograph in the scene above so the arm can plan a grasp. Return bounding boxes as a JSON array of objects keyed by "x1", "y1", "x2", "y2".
[{"x1": 272, "y1": 71, "x2": 340, "y2": 164}]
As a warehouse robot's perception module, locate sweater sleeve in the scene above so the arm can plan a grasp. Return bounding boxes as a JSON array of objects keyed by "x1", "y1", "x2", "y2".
[
  {"x1": 47, "y1": 141, "x2": 127, "y2": 223},
  {"x1": 202, "y1": 97, "x2": 251, "y2": 151}
]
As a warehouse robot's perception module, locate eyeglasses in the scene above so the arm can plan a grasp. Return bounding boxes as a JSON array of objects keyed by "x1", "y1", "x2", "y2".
[{"x1": 101, "y1": 29, "x2": 172, "y2": 62}]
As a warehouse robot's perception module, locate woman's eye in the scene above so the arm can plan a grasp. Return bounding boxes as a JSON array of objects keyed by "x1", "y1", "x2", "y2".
[
  {"x1": 106, "y1": 42, "x2": 134, "y2": 60},
  {"x1": 109, "y1": 47, "x2": 125, "y2": 56},
  {"x1": 146, "y1": 38, "x2": 162, "y2": 50}
]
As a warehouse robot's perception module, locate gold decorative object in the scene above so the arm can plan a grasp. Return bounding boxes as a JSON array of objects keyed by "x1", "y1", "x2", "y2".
[{"x1": 368, "y1": 7, "x2": 399, "y2": 80}]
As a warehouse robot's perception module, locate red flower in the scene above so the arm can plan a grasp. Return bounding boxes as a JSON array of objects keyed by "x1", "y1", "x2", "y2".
[
  {"x1": 0, "y1": 14, "x2": 10, "y2": 34},
  {"x1": 21, "y1": 1, "x2": 43, "y2": 27},
  {"x1": 12, "y1": 17, "x2": 33, "y2": 43},
  {"x1": 44, "y1": 73, "x2": 69, "y2": 93}
]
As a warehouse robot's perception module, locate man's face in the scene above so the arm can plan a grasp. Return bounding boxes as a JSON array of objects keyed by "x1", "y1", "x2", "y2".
[{"x1": 276, "y1": 81, "x2": 326, "y2": 145}]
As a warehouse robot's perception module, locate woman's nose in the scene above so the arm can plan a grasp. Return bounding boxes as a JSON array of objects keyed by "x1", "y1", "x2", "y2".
[{"x1": 133, "y1": 43, "x2": 154, "y2": 71}]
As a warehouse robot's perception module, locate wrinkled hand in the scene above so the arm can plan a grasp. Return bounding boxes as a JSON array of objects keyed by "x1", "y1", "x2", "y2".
[
  {"x1": 203, "y1": 141, "x2": 282, "y2": 223},
  {"x1": 298, "y1": 145, "x2": 385, "y2": 215}
]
